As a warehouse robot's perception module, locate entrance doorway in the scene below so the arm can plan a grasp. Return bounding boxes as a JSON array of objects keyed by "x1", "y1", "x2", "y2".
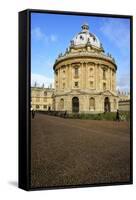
[
  {"x1": 104, "y1": 97, "x2": 110, "y2": 112},
  {"x1": 72, "y1": 97, "x2": 79, "y2": 113}
]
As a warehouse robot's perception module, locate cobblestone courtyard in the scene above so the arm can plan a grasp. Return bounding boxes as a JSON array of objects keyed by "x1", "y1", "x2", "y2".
[{"x1": 31, "y1": 113, "x2": 131, "y2": 188}]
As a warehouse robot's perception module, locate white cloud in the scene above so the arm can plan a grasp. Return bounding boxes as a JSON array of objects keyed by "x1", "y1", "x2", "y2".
[
  {"x1": 117, "y1": 72, "x2": 130, "y2": 92},
  {"x1": 31, "y1": 73, "x2": 54, "y2": 88},
  {"x1": 50, "y1": 34, "x2": 58, "y2": 42},
  {"x1": 31, "y1": 27, "x2": 58, "y2": 43},
  {"x1": 100, "y1": 19, "x2": 130, "y2": 92},
  {"x1": 31, "y1": 27, "x2": 47, "y2": 41},
  {"x1": 100, "y1": 19, "x2": 130, "y2": 50}
]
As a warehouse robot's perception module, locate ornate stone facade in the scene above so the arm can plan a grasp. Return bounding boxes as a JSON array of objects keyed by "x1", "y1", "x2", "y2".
[{"x1": 53, "y1": 23, "x2": 118, "y2": 113}]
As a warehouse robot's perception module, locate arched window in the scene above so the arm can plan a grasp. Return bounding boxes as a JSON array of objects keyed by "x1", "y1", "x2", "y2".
[
  {"x1": 60, "y1": 98, "x2": 64, "y2": 110},
  {"x1": 104, "y1": 97, "x2": 110, "y2": 112},
  {"x1": 89, "y1": 97, "x2": 95, "y2": 110},
  {"x1": 72, "y1": 97, "x2": 79, "y2": 113}
]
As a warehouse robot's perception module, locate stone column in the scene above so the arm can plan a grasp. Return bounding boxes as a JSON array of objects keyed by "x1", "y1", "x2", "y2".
[
  {"x1": 97, "y1": 64, "x2": 100, "y2": 91},
  {"x1": 54, "y1": 70, "x2": 56, "y2": 90},
  {"x1": 99, "y1": 65, "x2": 102, "y2": 91},
  {"x1": 95, "y1": 63, "x2": 97, "y2": 90},
  {"x1": 69, "y1": 64, "x2": 72, "y2": 89},
  {"x1": 110, "y1": 68, "x2": 112, "y2": 91},
  {"x1": 81, "y1": 62, "x2": 83, "y2": 89},
  {"x1": 86, "y1": 63, "x2": 89, "y2": 89},
  {"x1": 66, "y1": 64, "x2": 69, "y2": 89},
  {"x1": 58, "y1": 68, "x2": 60, "y2": 90},
  {"x1": 83, "y1": 62, "x2": 86, "y2": 89},
  {"x1": 109, "y1": 68, "x2": 110, "y2": 90},
  {"x1": 107, "y1": 68, "x2": 110, "y2": 90},
  {"x1": 85, "y1": 63, "x2": 88, "y2": 89},
  {"x1": 59, "y1": 68, "x2": 61, "y2": 90},
  {"x1": 114, "y1": 71, "x2": 116, "y2": 92}
]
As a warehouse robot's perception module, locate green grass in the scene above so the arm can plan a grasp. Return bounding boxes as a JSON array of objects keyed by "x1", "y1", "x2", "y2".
[{"x1": 67, "y1": 111, "x2": 130, "y2": 121}]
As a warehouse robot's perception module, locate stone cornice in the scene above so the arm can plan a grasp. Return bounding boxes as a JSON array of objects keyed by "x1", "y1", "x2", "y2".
[
  {"x1": 54, "y1": 89, "x2": 118, "y2": 97},
  {"x1": 53, "y1": 52, "x2": 117, "y2": 70}
]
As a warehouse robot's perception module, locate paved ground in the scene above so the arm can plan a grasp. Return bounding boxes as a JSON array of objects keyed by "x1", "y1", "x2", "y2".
[{"x1": 31, "y1": 113, "x2": 131, "y2": 188}]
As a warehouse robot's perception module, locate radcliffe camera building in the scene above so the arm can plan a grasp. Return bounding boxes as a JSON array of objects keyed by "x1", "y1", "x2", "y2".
[
  {"x1": 31, "y1": 23, "x2": 130, "y2": 113},
  {"x1": 53, "y1": 23, "x2": 118, "y2": 113}
]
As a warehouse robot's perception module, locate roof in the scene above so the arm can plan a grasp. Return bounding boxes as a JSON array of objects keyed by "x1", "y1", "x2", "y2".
[{"x1": 72, "y1": 23, "x2": 101, "y2": 48}]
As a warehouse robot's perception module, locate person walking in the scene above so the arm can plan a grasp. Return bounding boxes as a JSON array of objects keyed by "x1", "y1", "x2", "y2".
[
  {"x1": 64, "y1": 110, "x2": 67, "y2": 118},
  {"x1": 32, "y1": 108, "x2": 35, "y2": 119},
  {"x1": 116, "y1": 109, "x2": 120, "y2": 121}
]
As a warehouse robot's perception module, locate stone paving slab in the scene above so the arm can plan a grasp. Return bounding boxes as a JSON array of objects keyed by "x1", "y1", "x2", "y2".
[{"x1": 31, "y1": 113, "x2": 131, "y2": 188}]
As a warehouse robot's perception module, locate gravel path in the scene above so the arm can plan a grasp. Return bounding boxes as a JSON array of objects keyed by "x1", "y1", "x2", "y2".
[{"x1": 31, "y1": 113, "x2": 131, "y2": 188}]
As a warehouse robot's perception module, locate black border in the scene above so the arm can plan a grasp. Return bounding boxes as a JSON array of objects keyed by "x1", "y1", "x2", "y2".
[{"x1": 19, "y1": 9, "x2": 133, "y2": 191}]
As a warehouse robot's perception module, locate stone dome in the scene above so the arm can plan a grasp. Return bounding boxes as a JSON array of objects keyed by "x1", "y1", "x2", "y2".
[{"x1": 71, "y1": 23, "x2": 101, "y2": 48}]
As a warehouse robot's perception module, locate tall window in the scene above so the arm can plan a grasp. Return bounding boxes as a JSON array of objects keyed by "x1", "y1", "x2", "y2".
[
  {"x1": 90, "y1": 81, "x2": 94, "y2": 88},
  {"x1": 62, "y1": 82, "x2": 65, "y2": 89},
  {"x1": 63, "y1": 70, "x2": 65, "y2": 79},
  {"x1": 89, "y1": 97, "x2": 95, "y2": 110},
  {"x1": 103, "y1": 69, "x2": 106, "y2": 80},
  {"x1": 90, "y1": 68, "x2": 93, "y2": 77},
  {"x1": 55, "y1": 70, "x2": 58, "y2": 81},
  {"x1": 43, "y1": 105, "x2": 47, "y2": 109},
  {"x1": 60, "y1": 98, "x2": 64, "y2": 110},
  {"x1": 103, "y1": 83, "x2": 106, "y2": 90}
]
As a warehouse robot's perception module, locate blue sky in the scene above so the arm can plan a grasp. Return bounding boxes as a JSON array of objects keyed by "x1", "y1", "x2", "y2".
[{"x1": 31, "y1": 12, "x2": 130, "y2": 92}]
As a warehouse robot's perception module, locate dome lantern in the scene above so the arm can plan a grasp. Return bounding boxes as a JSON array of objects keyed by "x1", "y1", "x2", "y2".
[{"x1": 81, "y1": 23, "x2": 89, "y2": 33}]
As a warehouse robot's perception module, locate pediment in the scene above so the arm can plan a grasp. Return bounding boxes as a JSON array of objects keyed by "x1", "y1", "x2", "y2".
[
  {"x1": 55, "y1": 89, "x2": 118, "y2": 97},
  {"x1": 100, "y1": 90, "x2": 118, "y2": 97}
]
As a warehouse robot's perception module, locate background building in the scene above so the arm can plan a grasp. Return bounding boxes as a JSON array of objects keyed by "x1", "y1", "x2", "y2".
[
  {"x1": 118, "y1": 91, "x2": 130, "y2": 111},
  {"x1": 53, "y1": 23, "x2": 118, "y2": 113},
  {"x1": 31, "y1": 86, "x2": 54, "y2": 111}
]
